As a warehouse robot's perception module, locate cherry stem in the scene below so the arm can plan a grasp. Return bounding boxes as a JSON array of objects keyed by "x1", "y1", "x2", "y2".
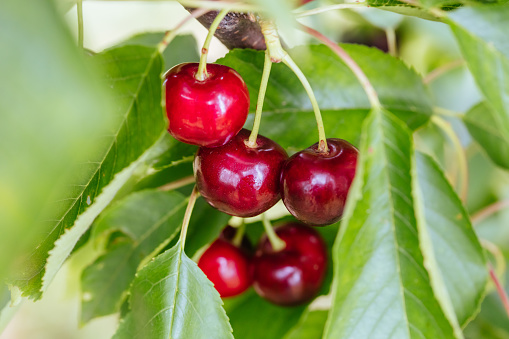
[
  {"x1": 385, "y1": 28, "x2": 397, "y2": 57},
  {"x1": 431, "y1": 115, "x2": 468, "y2": 202},
  {"x1": 424, "y1": 60, "x2": 465, "y2": 84},
  {"x1": 232, "y1": 222, "x2": 246, "y2": 247},
  {"x1": 481, "y1": 239, "x2": 506, "y2": 279},
  {"x1": 77, "y1": 0, "x2": 84, "y2": 49},
  {"x1": 259, "y1": 18, "x2": 328, "y2": 153},
  {"x1": 472, "y1": 200, "x2": 509, "y2": 225},
  {"x1": 248, "y1": 50, "x2": 272, "y2": 147},
  {"x1": 299, "y1": 23, "x2": 381, "y2": 110},
  {"x1": 488, "y1": 262, "x2": 509, "y2": 319},
  {"x1": 157, "y1": 8, "x2": 210, "y2": 54},
  {"x1": 434, "y1": 107, "x2": 463, "y2": 119},
  {"x1": 293, "y1": 3, "x2": 366, "y2": 18},
  {"x1": 158, "y1": 175, "x2": 195, "y2": 192},
  {"x1": 179, "y1": 185, "x2": 200, "y2": 249},
  {"x1": 261, "y1": 214, "x2": 286, "y2": 252},
  {"x1": 195, "y1": 8, "x2": 230, "y2": 81}
]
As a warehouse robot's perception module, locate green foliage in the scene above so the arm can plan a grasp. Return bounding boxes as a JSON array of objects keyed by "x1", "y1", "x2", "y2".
[
  {"x1": 324, "y1": 108, "x2": 461, "y2": 339},
  {"x1": 464, "y1": 102, "x2": 509, "y2": 170},
  {"x1": 81, "y1": 190, "x2": 188, "y2": 323},
  {"x1": 218, "y1": 44, "x2": 432, "y2": 149},
  {"x1": 448, "y1": 6, "x2": 509, "y2": 140},
  {"x1": 113, "y1": 240, "x2": 233, "y2": 339},
  {"x1": 415, "y1": 152, "x2": 487, "y2": 326},
  {"x1": 11, "y1": 43, "x2": 167, "y2": 299}
]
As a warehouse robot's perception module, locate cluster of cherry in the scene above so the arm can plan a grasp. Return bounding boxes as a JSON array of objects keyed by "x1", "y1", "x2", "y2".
[{"x1": 164, "y1": 62, "x2": 358, "y2": 305}]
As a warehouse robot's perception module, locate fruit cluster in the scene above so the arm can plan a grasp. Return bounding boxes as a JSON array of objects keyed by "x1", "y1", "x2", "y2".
[
  {"x1": 198, "y1": 223, "x2": 327, "y2": 305},
  {"x1": 164, "y1": 61, "x2": 358, "y2": 304}
]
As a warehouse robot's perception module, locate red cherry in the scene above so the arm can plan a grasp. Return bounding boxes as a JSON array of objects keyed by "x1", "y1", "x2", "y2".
[
  {"x1": 252, "y1": 223, "x2": 327, "y2": 306},
  {"x1": 164, "y1": 63, "x2": 250, "y2": 147},
  {"x1": 194, "y1": 129, "x2": 288, "y2": 217},
  {"x1": 198, "y1": 239, "x2": 252, "y2": 298},
  {"x1": 280, "y1": 139, "x2": 358, "y2": 226}
]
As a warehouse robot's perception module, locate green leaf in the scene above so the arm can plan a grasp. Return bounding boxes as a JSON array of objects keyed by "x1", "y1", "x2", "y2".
[
  {"x1": 415, "y1": 152, "x2": 488, "y2": 326},
  {"x1": 117, "y1": 33, "x2": 199, "y2": 70},
  {"x1": 283, "y1": 309, "x2": 328, "y2": 339},
  {"x1": 0, "y1": 0, "x2": 119, "y2": 281},
  {"x1": 448, "y1": 6, "x2": 509, "y2": 138},
  {"x1": 463, "y1": 102, "x2": 509, "y2": 170},
  {"x1": 12, "y1": 44, "x2": 167, "y2": 299},
  {"x1": 324, "y1": 109, "x2": 462, "y2": 339},
  {"x1": 81, "y1": 190, "x2": 187, "y2": 323},
  {"x1": 223, "y1": 290, "x2": 306, "y2": 339},
  {"x1": 113, "y1": 240, "x2": 233, "y2": 339},
  {"x1": 218, "y1": 44, "x2": 432, "y2": 149}
]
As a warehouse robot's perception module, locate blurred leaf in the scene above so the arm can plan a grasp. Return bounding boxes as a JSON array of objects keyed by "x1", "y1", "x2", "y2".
[
  {"x1": 218, "y1": 44, "x2": 432, "y2": 149},
  {"x1": 81, "y1": 190, "x2": 187, "y2": 323},
  {"x1": 0, "y1": 1, "x2": 116, "y2": 280},
  {"x1": 113, "y1": 240, "x2": 233, "y2": 339},
  {"x1": 358, "y1": 8, "x2": 404, "y2": 29},
  {"x1": 464, "y1": 293, "x2": 509, "y2": 338},
  {"x1": 117, "y1": 33, "x2": 199, "y2": 70},
  {"x1": 415, "y1": 152, "x2": 488, "y2": 326},
  {"x1": 54, "y1": 0, "x2": 77, "y2": 13},
  {"x1": 223, "y1": 290, "x2": 306, "y2": 339},
  {"x1": 448, "y1": 6, "x2": 509, "y2": 140},
  {"x1": 283, "y1": 309, "x2": 328, "y2": 339},
  {"x1": 324, "y1": 109, "x2": 462, "y2": 339},
  {"x1": 464, "y1": 102, "x2": 509, "y2": 170},
  {"x1": 11, "y1": 44, "x2": 167, "y2": 299}
]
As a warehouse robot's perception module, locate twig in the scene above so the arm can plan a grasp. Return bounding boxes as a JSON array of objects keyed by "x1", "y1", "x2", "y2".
[
  {"x1": 472, "y1": 200, "x2": 509, "y2": 225},
  {"x1": 488, "y1": 263, "x2": 509, "y2": 319}
]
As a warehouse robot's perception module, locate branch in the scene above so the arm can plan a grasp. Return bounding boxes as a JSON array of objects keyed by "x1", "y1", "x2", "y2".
[{"x1": 185, "y1": 8, "x2": 266, "y2": 50}]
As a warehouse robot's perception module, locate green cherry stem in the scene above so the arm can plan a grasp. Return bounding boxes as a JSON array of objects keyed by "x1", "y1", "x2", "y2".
[
  {"x1": 472, "y1": 200, "x2": 509, "y2": 225},
  {"x1": 385, "y1": 28, "x2": 397, "y2": 57},
  {"x1": 157, "y1": 8, "x2": 210, "y2": 54},
  {"x1": 299, "y1": 23, "x2": 381, "y2": 109},
  {"x1": 77, "y1": 0, "x2": 84, "y2": 49},
  {"x1": 431, "y1": 115, "x2": 468, "y2": 202},
  {"x1": 261, "y1": 214, "x2": 286, "y2": 252},
  {"x1": 232, "y1": 222, "x2": 246, "y2": 247},
  {"x1": 259, "y1": 18, "x2": 328, "y2": 153},
  {"x1": 248, "y1": 50, "x2": 272, "y2": 147},
  {"x1": 179, "y1": 185, "x2": 200, "y2": 249},
  {"x1": 195, "y1": 8, "x2": 230, "y2": 81},
  {"x1": 158, "y1": 175, "x2": 195, "y2": 192}
]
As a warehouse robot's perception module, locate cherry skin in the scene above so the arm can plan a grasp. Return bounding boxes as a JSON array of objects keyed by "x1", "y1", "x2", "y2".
[
  {"x1": 164, "y1": 63, "x2": 250, "y2": 147},
  {"x1": 198, "y1": 239, "x2": 252, "y2": 298},
  {"x1": 280, "y1": 138, "x2": 358, "y2": 226},
  {"x1": 194, "y1": 129, "x2": 288, "y2": 217},
  {"x1": 252, "y1": 222, "x2": 327, "y2": 306}
]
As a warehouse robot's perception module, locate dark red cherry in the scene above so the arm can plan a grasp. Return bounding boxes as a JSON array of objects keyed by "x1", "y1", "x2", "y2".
[
  {"x1": 194, "y1": 129, "x2": 288, "y2": 217},
  {"x1": 198, "y1": 239, "x2": 252, "y2": 298},
  {"x1": 164, "y1": 63, "x2": 250, "y2": 147},
  {"x1": 280, "y1": 138, "x2": 358, "y2": 226},
  {"x1": 252, "y1": 223, "x2": 327, "y2": 306}
]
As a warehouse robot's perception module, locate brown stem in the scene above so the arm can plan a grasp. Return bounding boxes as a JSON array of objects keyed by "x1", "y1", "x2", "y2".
[
  {"x1": 185, "y1": 8, "x2": 266, "y2": 50},
  {"x1": 472, "y1": 200, "x2": 509, "y2": 225},
  {"x1": 488, "y1": 263, "x2": 509, "y2": 319}
]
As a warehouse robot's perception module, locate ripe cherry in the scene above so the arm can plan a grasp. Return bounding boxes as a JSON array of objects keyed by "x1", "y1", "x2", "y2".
[
  {"x1": 164, "y1": 63, "x2": 250, "y2": 147},
  {"x1": 280, "y1": 138, "x2": 358, "y2": 226},
  {"x1": 198, "y1": 238, "x2": 252, "y2": 298},
  {"x1": 252, "y1": 222, "x2": 327, "y2": 306},
  {"x1": 194, "y1": 129, "x2": 288, "y2": 217}
]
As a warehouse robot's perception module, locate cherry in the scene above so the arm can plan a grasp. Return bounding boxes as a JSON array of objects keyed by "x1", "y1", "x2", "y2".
[
  {"x1": 164, "y1": 63, "x2": 250, "y2": 147},
  {"x1": 252, "y1": 222, "x2": 327, "y2": 306},
  {"x1": 194, "y1": 129, "x2": 288, "y2": 217},
  {"x1": 198, "y1": 238, "x2": 252, "y2": 298},
  {"x1": 280, "y1": 138, "x2": 358, "y2": 226}
]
